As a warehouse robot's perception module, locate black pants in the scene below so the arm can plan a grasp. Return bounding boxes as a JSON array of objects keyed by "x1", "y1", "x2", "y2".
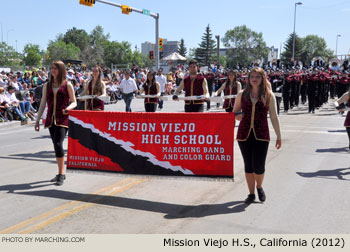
[
  {"x1": 300, "y1": 83, "x2": 307, "y2": 104},
  {"x1": 347, "y1": 127, "x2": 350, "y2": 148},
  {"x1": 145, "y1": 103, "x2": 157, "y2": 112},
  {"x1": 49, "y1": 124, "x2": 68, "y2": 158},
  {"x1": 184, "y1": 104, "x2": 204, "y2": 112},
  {"x1": 158, "y1": 92, "x2": 165, "y2": 109},
  {"x1": 294, "y1": 82, "x2": 300, "y2": 106},
  {"x1": 225, "y1": 107, "x2": 233, "y2": 112},
  {"x1": 238, "y1": 132, "x2": 269, "y2": 175}
]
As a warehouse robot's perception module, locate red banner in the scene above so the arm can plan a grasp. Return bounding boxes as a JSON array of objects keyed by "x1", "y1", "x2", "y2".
[{"x1": 67, "y1": 111, "x2": 235, "y2": 179}]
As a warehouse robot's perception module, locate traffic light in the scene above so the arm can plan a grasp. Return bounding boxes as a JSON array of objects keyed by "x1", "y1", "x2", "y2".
[
  {"x1": 159, "y1": 38, "x2": 163, "y2": 51},
  {"x1": 121, "y1": 5, "x2": 132, "y2": 14},
  {"x1": 79, "y1": 0, "x2": 95, "y2": 7},
  {"x1": 149, "y1": 51, "x2": 154, "y2": 60}
]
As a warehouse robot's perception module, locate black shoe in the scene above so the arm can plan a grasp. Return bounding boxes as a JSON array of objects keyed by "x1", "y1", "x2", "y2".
[
  {"x1": 51, "y1": 174, "x2": 66, "y2": 183},
  {"x1": 257, "y1": 187, "x2": 266, "y2": 202},
  {"x1": 244, "y1": 194, "x2": 255, "y2": 204}
]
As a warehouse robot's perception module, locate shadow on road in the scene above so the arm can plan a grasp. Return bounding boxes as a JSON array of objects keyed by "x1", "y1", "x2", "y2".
[
  {"x1": 327, "y1": 130, "x2": 346, "y2": 133},
  {"x1": 0, "y1": 150, "x2": 67, "y2": 164},
  {"x1": 0, "y1": 181, "x2": 53, "y2": 193},
  {"x1": 31, "y1": 135, "x2": 52, "y2": 140},
  {"x1": 11, "y1": 189, "x2": 251, "y2": 218},
  {"x1": 296, "y1": 167, "x2": 350, "y2": 181},
  {"x1": 315, "y1": 147, "x2": 349, "y2": 153}
]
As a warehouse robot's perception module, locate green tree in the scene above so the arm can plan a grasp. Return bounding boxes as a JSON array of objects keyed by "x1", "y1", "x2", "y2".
[
  {"x1": 300, "y1": 35, "x2": 334, "y2": 65},
  {"x1": 195, "y1": 25, "x2": 216, "y2": 66},
  {"x1": 63, "y1": 27, "x2": 90, "y2": 52},
  {"x1": 178, "y1": 38, "x2": 187, "y2": 57},
  {"x1": 45, "y1": 40, "x2": 80, "y2": 65},
  {"x1": 103, "y1": 41, "x2": 131, "y2": 67},
  {"x1": 80, "y1": 25, "x2": 110, "y2": 68},
  {"x1": 222, "y1": 25, "x2": 269, "y2": 67},
  {"x1": 23, "y1": 43, "x2": 42, "y2": 66},
  {"x1": 0, "y1": 42, "x2": 17, "y2": 66},
  {"x1": 281, "y1": 32, "x2": 303, "y2": 65}
]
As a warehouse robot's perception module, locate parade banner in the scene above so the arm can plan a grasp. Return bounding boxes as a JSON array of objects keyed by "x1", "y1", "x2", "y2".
[{"x1": 67, "y1": 110, "x2": 235, "y2": 179}]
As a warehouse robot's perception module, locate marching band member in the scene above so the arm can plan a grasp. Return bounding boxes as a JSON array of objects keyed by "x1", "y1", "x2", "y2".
[
  {"x1": 334, "y1": 87, "x2": 350, "y2": 149},
  {"x1": 283, "y1": 69, "x2": 293, "y2": 112},
  {"x1": 215, "y1": 69, "x2": 241, "y2": 112},
  {"x1": 35, "y1": 60, "x2": 77, "y2": 186},
  {"x1": 307, "y1": 69, "x2": 318, "y2": 113},
  {"x1": 270, "y1": 70, "x2": 284, "y2": 115},
  {"x1": 81, "y1": 66, "x2": 106, "y2": 111},
  {"x1": 139, "y1": 71, "x2": 161, "y2": 112},
  {"x1": 233, "y1": 67, "x2": 282, "y2": 204},
  {"x1": 173, "y1": 60, "x2": 209, "y2": 112}
]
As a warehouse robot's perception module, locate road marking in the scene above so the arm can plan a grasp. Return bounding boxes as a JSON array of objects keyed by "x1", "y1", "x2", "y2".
[
  {"x1": 281, "y1": 125, "x2": 345, "y2": 130},
  {"x1": 0, "y1": 178, "x2": 141, "y2": 234},
  {"x1": 281, "y1": 129, "x2": 346, "y2": 135},
  {"x1": 18, "y1": 178, "x2": 147, "y2": 234}
]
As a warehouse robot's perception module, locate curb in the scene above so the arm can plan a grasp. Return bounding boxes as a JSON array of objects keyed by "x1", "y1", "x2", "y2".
[{"x1": 0, "y1": 120, "x2": 36, "y2": 131}]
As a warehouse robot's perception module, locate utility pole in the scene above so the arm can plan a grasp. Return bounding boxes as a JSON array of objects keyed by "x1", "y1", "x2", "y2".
[
  {"x1": 292, "y1": 2, "x2": 302, "y2": 65},
  {"x1": 215, "y1": 35, "x2": 220, "y2": 68}
]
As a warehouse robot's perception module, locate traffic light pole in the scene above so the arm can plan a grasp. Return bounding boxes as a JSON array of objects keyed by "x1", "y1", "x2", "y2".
[
  {"x1": 155, "y1": 14, "x2": 159, "y2": 70},
  {"x1": 94, "y1": 0, "x2": 160, "y2": 69}
]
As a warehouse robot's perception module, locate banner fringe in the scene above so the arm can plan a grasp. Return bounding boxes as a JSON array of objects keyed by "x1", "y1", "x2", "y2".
[{"x1": 67, "y1": 169, "x2": 234, "y2": 182}]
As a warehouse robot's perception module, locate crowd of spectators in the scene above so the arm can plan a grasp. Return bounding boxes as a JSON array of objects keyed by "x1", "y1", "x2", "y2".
[{"x1": 0, "y1": 64, "x2": 190, "y2": 124}]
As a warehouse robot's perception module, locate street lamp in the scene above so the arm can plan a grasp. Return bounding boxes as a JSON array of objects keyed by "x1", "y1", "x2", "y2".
[
  {"x1": 292, "y1": 2, "x2": 302, "y2": 65},
  {"x1": 7, "y1": 29, "x2": 14, "y2": 45},
  {"x1": 335, "y1": 34, "x2": 341, "y2": 58},
  {"x1": 1, "y1": 23, "x2": 3, "y2": 43}
]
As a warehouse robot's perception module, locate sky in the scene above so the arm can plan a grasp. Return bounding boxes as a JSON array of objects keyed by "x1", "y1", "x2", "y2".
[{"x1": 1, "y1": 0, "x2": 349, "y2": 58}]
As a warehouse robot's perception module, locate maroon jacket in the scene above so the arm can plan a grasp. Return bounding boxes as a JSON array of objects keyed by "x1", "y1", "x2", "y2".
[
  {"x1": 184, "y1": 74, "x2": 205, "y2": 105},
  {"x1": 143, "y1": 82, "x2": 158, "y2": 104},
  {"x1": 87, "y1": 81, "x2": 104, "y2": 110},
  {"x1": 45, "y1": 81, "x2": 70, "y2": 128},
  {"x1": 237, "y1": 95, "x2": 270, "y2": 141},
  {"x1": 223, "y1": 81, "x2": 238, "y2": 109}
]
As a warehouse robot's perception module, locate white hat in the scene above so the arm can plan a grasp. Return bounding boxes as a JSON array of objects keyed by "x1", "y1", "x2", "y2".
[{"x1": 68, "y1": 69, "x2": 74, "y2": 74}]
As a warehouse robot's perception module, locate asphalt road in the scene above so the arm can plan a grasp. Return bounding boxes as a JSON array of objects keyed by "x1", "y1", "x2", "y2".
[{"x1": 0, "y1": 97, "x2": 349, "y2": 234}]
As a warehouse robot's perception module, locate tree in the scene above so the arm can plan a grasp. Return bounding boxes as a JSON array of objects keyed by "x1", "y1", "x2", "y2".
[
  {"x1": 222, "y1": 25, "x2": 269, "y2": 67},
  {"x1": 23, "y1": 43, "x2": 42, "y2": 66},
  {"x1": 281, "y1": 32, "x2": 303, "y2": 66},
  {"x1": 178, "y1": 38, "x2": 187, "y2": 57},
  {"x1": 195, "y1": 25, "x2": 216, "y2": 66},
  {"x1": 300, "y1": 35, "x2": 333, "y2": 65},
  {"x1": 63, "y1": 27, "x2": 90, "y2": 52},
  {"x1": 0, "y1": 42, "x2": 17, "y2": 66},
  {"x1": 103, "y1": 41, "x2": 132, "y2": 67},
  {"x1": 45, "y1": 40, "x2": 80, "y2": 65},
  {"x1": 80, "y1": 25, "x2": 110, "y2": 68}
]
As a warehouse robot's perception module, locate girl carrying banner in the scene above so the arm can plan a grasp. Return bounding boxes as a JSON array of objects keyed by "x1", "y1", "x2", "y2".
[
  {"x1": 233, "y1": 67, "x2": 282, "y2": 204},
  {"x1": 215, "y1": 70, "x2": 242, "y2": 112},
  {"x1": 35, "y1": 60, "x2": 77, "y2": 186},
  {"x1": 139, "y1": 72, "x2": 161, "y2": 112},
  {"x1": 82, "y1": 66, "x2": 106, "y2": 111}
]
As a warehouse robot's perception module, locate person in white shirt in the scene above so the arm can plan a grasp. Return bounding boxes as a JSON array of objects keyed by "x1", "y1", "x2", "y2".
[
  {"x1": 155, "y1": 69, "x2": 167, "y2": 110},
  {"x1": 119, "y1": 71, "x2": 138, "y2": 112},
  {"x1": 0, "y1": 72, "x2": 8, "y2": 88},
  {"x1": 9, "y1": 76, "x2": 23, "y2": 91},
  {"x1": 5, "y1": 86, "x2": 27, "y2": 122},
  {"x1": 7, "y1": 85, "x2": 34, "y2": 118}
]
